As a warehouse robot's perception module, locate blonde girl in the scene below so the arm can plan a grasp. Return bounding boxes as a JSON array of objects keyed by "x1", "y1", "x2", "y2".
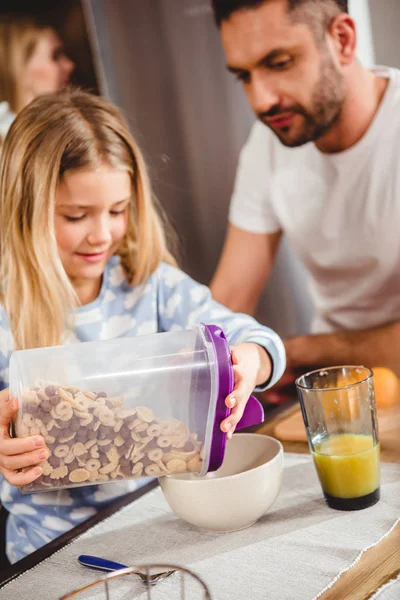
[
  {"x1": 0, "y1": 14, "x2": 74, "y2": 141},
  {"x1": 0, "y1": 89, "x2": 285, "y2": 563}
]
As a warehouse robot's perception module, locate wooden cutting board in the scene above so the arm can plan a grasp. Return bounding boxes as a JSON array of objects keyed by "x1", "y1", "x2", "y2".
[{"x1": 273, "y1": 404, "x2": 400, "y2": 461}]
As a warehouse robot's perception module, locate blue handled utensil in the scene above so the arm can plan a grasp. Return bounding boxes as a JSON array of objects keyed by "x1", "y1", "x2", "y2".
[
  {"x1": 78, "y1": 554, "x2": 128, "y2": 572},
  {"x1": 78, "y1": 554, "x2": 177, "y2": 585}
]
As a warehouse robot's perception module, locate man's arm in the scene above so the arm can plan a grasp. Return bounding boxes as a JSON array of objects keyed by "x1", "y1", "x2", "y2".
[
  {"x1": 210, "y1": 224, "x2": 282, "y2": 315},
  {"x1": 285, "y1": 321, "x2": 400, "y2": 376}
]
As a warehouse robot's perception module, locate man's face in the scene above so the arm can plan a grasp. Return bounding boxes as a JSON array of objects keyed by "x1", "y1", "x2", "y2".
[{"x1": 220, "y1": 0, "x2": 346, "y2": 147}]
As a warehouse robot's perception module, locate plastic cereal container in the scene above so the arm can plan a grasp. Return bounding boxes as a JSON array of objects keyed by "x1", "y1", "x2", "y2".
[{"x1": 10, "y1": 324, "x2": 264, "y2": 493}]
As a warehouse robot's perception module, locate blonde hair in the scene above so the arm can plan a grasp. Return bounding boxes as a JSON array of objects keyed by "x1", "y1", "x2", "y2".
[
  {"x1": 0, "y1": 15, "x2": 49, "y2": 114},
  {"x1": 0, "y1": 88, "x2": 177, "y2": 350}
]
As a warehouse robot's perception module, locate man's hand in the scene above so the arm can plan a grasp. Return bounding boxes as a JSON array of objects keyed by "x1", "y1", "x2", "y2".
[{"x1": 283, "y1": 321, "x2": 400, "y2": 378}]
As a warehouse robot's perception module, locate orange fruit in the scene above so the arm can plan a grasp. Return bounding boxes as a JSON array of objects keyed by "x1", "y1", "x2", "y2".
[{"x1": 372, "y1": 367, "x2": 400, "y2": 409}]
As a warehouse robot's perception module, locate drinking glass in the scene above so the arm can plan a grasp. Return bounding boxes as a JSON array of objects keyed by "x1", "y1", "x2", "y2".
[{"x1": 295, "y1": 366, "x2": 380, "y2": 510}]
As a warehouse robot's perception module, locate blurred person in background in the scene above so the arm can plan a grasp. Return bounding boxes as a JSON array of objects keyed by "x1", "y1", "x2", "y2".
[{"x1": 0, "y1": 14, "x2": 74, "y2": 142}]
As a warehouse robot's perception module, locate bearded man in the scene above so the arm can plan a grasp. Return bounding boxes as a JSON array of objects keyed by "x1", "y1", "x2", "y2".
[{"x1": 210, "y1": 0, "x2": 400, "y2": 389}]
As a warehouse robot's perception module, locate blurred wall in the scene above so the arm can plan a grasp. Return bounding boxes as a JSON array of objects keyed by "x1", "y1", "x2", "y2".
[{"x1": 369, "y1": 0, "x2": 400, "y2": 67}]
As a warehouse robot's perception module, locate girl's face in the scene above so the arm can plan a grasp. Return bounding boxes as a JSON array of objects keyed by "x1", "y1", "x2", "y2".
[
  {"x1": 54, "y1": 166, "x2": 131, "y2": 303},
  {"x1": 23, "y1": 28, "x2": 74, "y2": 101}
]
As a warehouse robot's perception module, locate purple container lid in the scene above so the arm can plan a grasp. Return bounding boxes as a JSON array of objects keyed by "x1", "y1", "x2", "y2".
[{"x1": 203, "y1": 324, "x2": 265, "y2": 472}]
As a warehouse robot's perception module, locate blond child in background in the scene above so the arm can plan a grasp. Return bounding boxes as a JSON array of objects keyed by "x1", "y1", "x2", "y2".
[
  {"x1": 0, "y1": 89, "x2": 285, "y2": 563},
  {"x1": 0, "y1": 15, "x2": 74, "y2": 143}
]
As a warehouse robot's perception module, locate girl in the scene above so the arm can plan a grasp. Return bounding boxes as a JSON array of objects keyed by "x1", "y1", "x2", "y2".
[
  {"x1": 0, "y1": 89, "x2": 285, "y2": 564},
  {"x1": 0, "y1": 15, "x2": 74, "y2": 142}
]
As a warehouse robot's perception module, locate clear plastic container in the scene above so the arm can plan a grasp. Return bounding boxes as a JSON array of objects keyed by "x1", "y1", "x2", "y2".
[{"x1": 10, "y1": 324, "x2": 264, "y2": 493}]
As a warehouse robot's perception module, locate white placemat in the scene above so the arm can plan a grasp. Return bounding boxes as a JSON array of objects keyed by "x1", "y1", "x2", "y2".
[{"x1": 1, "y1": 453, "x2": 399, "y2": 600}]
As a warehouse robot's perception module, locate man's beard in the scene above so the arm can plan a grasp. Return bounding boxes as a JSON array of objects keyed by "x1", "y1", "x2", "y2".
[{"x1": 259, "y1": 52, "x2": 346, "y2": 148}]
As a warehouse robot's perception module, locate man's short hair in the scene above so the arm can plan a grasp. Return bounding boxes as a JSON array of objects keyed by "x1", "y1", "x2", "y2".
[{"x1": 211, "y1": 0, "x2": 349, "y2": 28}]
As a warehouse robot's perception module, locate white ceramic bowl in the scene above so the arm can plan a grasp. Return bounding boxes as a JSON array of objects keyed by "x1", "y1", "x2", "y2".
[{"x1": 159, "y1": 433, "x2": 284, "y2": 533}]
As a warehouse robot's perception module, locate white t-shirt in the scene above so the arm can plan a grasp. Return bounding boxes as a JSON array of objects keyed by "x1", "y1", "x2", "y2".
[{"x1": 229, "y1": 66, "x2": 400, "y2": 334}]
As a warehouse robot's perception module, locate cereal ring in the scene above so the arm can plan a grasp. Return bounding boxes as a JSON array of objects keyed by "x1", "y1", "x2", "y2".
[
  {"x1": 116, "y1": 408, "x2": 137, "y2": 420},
  {"x1": 95, "y1": 473, "x2": 110, "y2": 482},
  {"x1": 147, "y1": 424, "x2": 162, "y2": 438},
  {"x1": 58, "y1": 388, "x2": 74, "y2": 404},
  {"x1": 166, "y1": 458, "x2": 187, "y2": 474},
  {"x1": 108, "y1": 396, "x2": 123, "y2": 406},
  {"x1": 187, "y1": 456, "x2": 203, "y2": 473},
  {"x1": 72, "y1": 442, "x2": 87, "y2": 457},
  {"x1": 50, "y1": 465, "x2": 68, "y2": 480},
  {"x1": 113, "y1": 420, "x2": 123, "y2": 433},
  {"x1": 22, "y1": 413, "x2": 36, "y2": 428},
  {"x1": 136, "y1": 406, "x2": 154, "y2": 423},
  {"x1": 127, "y1": 418, "x2": 141, "y2": 431},
  {"x1": 144, "y1": 464, "x2": 163, "y2": 476},
  {"x1": 22, "y1": 390, "x2": 40, "y2": 404},
  {"x1": 69, "y1": 468, "x2": 90, "y2": 483},
  {"x1": 64, "y1": 385, "x2": 80, "y2": 393},
  {"x1": 51, "y1": 401, "x2": 73, "y2": 422},
  {"x1": 84, "y1": 439, "x2": 97, "y2": 450},
  {"x1": 131, "y1": 451, "x2": 145, "y2": 463},
  {"x1": 99, "y1": 462, "x2": 116, "y2": 475},
  {"x1": 124, "y1": 444, "x2": 134, "y2": 459},
  {"x1": 147, "y1": 448, "x2": 163, "y2": 462},
  {"x1": 96, "y1": 407, "x2": 116, "y2": 427},
  {"x1": 110, "y1": 466, "x2": 121, "y2": 479},
  {"x1": 160, "y1": 419, "x2": 182, "y2": 435},
  {"x1": 74, "y1": 393, "x2": 94, "y2": 411},
  {"x1": 59, "y1": 433, "x2": 76, "y2": 443},
  {"x1": 38, "y1": 422, "x2": 48, "y2": 437},
  {"x1": 132, "y1": 462, "x2": 143, "y2": 476},
  {"x1": 163, "y1": 450, "x2": 197, "y2": 463},
  {"x1": 106, "y1": 447, "x2": 119, "y2": 464},
  {"x1": 88, "y1": 470, "x2": 99, "y2": 482},
  {"x1": 54, "y1": 444, "x2": 70, "y2": 458},
  {"x1": 64, "y1": 449, "x2": 76, "y2": 465},
  {"x1": 46, "y1": 419, "x2": 57, "y2": 431},
  {"x1": 79, "y1": 413, "x2": 93, "y2": 427},
  {"x1": 90, "y1": 445, "x2": 100, "y2": 459},
  {"x1": 44, "y1": 434, "x2": 56, "y2": 445},
  {"x1": 135, "y1": 422, "x2": 149, "y2": 434},
  {"x1": 97, "y1": 438, "x2": 112, "y2": 447},
  {"x1": 156, "y1": 437, "x2": 172, "y2": 449},
  {"x1": 86, "y1": 458, "x2": 101, "y2": 472},
  {"x1": 41, "y1": 461, "x2": 53, "y2": 476}
]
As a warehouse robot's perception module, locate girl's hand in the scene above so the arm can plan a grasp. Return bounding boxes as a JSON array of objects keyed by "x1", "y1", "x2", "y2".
[
  {"x1": 220, "y1": 343, "x2": 272, "y2": 440},
  {"x1": 0, "y1": 389, "x2": 49, "y2": 486}
]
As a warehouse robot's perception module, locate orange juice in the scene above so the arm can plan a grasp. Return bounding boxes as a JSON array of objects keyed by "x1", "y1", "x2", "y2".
[{"x1": 312, "y1": 434, "x2": 380, "y2": 510}]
